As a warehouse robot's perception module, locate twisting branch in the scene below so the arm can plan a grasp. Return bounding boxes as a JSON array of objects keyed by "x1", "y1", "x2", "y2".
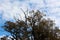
[{"x1": 20, "y1": 8, "x2": 27, "y2": 25}]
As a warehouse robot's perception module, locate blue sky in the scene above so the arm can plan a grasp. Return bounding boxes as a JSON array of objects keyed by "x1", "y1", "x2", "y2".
[{"x1": 0, "y1": 0, "x2": 60, "y2": 36}]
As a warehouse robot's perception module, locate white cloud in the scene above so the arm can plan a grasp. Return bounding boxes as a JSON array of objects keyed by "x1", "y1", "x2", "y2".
[
  {"x1": 0, "y1": 0, "x2": 28, "y2": 20},
  {"x1": 0, "y1": 0, "x2": 60, "y2": 27}
]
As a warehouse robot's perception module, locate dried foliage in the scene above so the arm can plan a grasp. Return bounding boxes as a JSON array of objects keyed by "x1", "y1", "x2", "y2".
[{"x1": 3, "y1": 10, "x2": 60, "y2": 40}]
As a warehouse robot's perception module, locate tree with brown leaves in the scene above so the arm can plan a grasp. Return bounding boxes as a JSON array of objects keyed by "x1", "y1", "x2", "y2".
[{"x1": 2, "y1": 10, "x2": 60, "y2": 40}]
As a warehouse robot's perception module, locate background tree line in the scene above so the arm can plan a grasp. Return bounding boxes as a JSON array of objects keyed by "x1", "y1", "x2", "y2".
[{"x1": 2, "y1": 9, "x2": 60, "y2": 40}]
